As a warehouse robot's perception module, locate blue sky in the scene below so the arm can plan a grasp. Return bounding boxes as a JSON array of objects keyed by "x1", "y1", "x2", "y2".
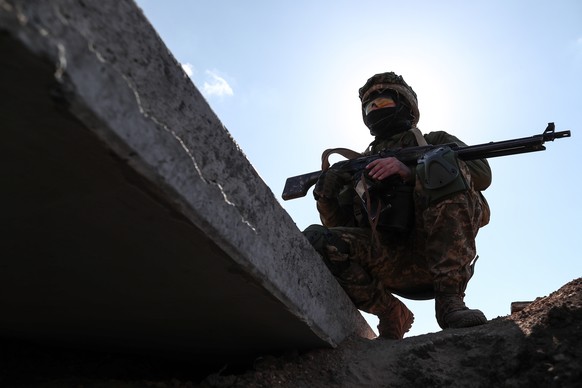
[{"x1": 135, "y1": 0, "x2": 581, "y2": 337}]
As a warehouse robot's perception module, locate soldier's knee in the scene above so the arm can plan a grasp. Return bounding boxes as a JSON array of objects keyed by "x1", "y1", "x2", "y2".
[
  {"x1": 303, "y1": 225, "x2": 329, "y2": 255},
  {"x1": 303, "y1": 225, "x2": 349, "y2": 252},
  {"x1": 303, "y1": 225, "x2": 351, "y2": 273}
]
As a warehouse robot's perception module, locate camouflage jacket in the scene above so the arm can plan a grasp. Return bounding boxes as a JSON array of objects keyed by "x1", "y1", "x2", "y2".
[
  {"x1": 317, "y1": 128, "x2": 492, "y2": 227},
  {"x1": 365, "y1": 129, "x2": 492, "y2": 191}
]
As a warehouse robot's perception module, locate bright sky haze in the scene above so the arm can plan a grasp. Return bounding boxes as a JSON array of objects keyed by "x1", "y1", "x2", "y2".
[{"x1": 135, "y1": 0, "x2": 581, "y2": 337}]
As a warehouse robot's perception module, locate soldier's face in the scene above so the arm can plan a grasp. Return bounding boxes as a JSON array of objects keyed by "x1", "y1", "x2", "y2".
[{"x1": 364, "y1": 96, "x2": 396, "y2": 115}]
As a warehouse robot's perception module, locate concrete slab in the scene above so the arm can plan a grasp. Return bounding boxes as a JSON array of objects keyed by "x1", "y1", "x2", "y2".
[{"x1": 0, "y1": 0, "x2": 373, "y2": 366}]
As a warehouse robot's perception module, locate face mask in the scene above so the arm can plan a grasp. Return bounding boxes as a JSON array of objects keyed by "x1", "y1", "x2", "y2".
[
  {"x1": 364, "y1": 104, "x2": 413, "y2": 138},
  {"x1": 362, "y1": 89, "x2": 413, "y2": 137}
]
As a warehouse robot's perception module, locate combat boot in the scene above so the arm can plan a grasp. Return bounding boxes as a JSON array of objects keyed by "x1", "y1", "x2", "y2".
[
  {"x1": 435, "y1": 293, "x2": 487, "y2": 329},
  {"x1": 377, "y1": 297, "x2": 414, "y2": 339}
]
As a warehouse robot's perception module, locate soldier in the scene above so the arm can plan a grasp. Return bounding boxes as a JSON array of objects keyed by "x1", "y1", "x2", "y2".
[{"x1": 303, "y1": 72, "x2": 491, "y2": 339}]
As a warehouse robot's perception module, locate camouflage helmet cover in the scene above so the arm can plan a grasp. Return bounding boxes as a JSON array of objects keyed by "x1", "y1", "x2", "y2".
[{"x1": 358, "y1": 72, "x2": 420, "y2": 126}]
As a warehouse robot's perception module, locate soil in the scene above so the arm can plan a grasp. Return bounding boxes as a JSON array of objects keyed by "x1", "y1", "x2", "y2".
[{"x1": 1, "y1": 278, "x2": 581, "y2": 387}]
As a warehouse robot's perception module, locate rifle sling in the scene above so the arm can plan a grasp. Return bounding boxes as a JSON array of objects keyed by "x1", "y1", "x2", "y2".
[
  {"x1": 320, "y1": 148, "x2": 363, "y2": 170},
  {"x1": 320, "y1": 127, "x2": 427, "y2": 170},
  {"x1": 409, "y1": 127, "x2": 429, "y2": 146}
]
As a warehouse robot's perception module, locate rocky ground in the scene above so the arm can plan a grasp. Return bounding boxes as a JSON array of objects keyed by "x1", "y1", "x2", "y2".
[{"x1": 1, "y1": 278, "x2": 580, "y2": 387}]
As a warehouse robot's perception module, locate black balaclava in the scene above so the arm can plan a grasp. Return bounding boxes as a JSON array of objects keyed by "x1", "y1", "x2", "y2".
[
  {"x1": 362, "y1": 90, "x2": 414, "y2": 138},
  {"x1": 359, "y1": 72, "x2": 420, "y2": 139}
]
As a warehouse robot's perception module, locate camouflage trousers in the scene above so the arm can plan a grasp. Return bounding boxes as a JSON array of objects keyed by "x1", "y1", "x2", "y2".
[{"x1": 303, "y1": 162, "x2": 487, "y2": 316}]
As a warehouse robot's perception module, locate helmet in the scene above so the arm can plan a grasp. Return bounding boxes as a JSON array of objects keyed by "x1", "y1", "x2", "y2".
[{"x1": 359, "y1": 72, "x2": 420, "y2": 126}]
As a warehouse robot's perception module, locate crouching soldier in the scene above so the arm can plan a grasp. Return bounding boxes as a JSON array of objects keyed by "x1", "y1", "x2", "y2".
[{"x1": 303, "y1": 71, "x2": 491, "y2": 339}]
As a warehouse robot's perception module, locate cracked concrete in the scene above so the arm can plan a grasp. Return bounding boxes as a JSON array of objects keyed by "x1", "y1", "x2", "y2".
[{"x1": 0, "y1": 0, "x2": 373, "y2": 372}]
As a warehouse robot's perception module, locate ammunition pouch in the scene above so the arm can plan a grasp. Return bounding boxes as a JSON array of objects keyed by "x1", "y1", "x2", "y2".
[
  {"x1": 416, "y1": 146, "x2": 468, "y2": 203},
  {"x1": 355, "y1": 175, "x2": 414, "y2": 233}
]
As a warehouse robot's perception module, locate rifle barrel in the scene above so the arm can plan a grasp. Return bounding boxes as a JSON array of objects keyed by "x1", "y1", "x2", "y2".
[
  {"x1": 456, "y1": 127, "x2": 571, "y2": 161},
  {"x1": 281, "y1": 123, "x2": 571, "y2": 201}
]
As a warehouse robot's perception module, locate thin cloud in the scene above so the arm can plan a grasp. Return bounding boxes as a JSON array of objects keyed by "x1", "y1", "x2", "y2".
[
  {"x1": 181, "y1": 62, "x2": 194, "y2": 77},
  {"x1": 203, "y1": 70, "x2": 234, "y2": 97}
]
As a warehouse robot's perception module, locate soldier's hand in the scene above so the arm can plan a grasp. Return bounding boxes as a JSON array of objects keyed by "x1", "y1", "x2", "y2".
[
  {"x1": 313, "y1": 169, "x2": 352, "y2": 200},
  {"x1": 366, "y1": 157, "x2": 414, "y2": 183}
]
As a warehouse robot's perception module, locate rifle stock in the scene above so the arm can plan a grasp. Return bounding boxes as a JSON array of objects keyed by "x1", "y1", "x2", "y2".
[
  {"x1": 282, "y1": 170, "x2": 322, "y2": 201},
  {"x1": 282, "y1": 123, "x2": 571, "y2": 201}
]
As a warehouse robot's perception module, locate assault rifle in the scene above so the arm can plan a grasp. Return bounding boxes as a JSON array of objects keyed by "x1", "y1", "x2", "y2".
[{"x1": 282, "y1": 123, "x2": 571, "y2": 200}]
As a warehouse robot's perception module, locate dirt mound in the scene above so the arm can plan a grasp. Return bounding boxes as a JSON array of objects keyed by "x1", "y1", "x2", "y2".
[
  {"x1": 1, "y1": 278, "x2": 580, "y2": 387},
  {"x1": 201, "y1": 278, "x2": 582, "y2": 387}
]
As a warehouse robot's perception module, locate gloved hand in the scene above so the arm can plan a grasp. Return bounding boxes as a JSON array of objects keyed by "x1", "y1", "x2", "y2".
[{"x1": 313, "y1": 169, "x2": 352, "y2": 200}]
